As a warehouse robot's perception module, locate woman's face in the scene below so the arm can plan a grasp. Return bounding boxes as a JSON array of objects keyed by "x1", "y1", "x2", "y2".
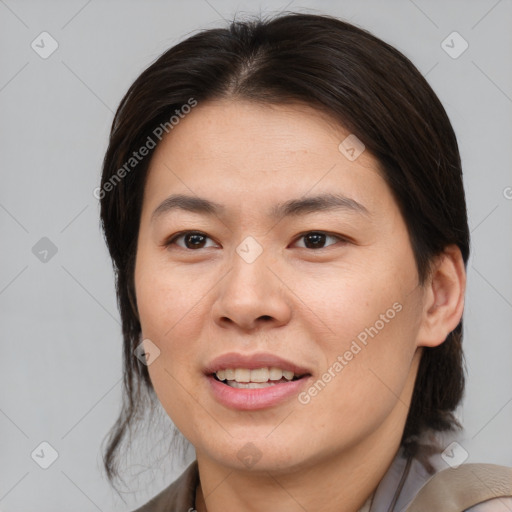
[{"x1": 135, "y1": 99, "x2": 429, "y2": 472}]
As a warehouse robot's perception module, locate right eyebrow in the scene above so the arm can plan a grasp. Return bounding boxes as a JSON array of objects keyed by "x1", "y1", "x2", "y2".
[{"x1": 151, "y1": 194, "x2": 225, "y2": 222}]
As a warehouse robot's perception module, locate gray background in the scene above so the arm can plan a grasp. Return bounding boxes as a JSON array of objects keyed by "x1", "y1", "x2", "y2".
[{"x1": 1, "y1": 0, "x2": 511, "y2": 510}]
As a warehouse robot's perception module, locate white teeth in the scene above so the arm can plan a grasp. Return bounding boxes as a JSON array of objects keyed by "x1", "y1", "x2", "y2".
[
  {"x1": 250, "y1": 368, "x2": 269, "y2": 382},
  {"x1": 269, "y1": 367, "x2": 283, "y2": 380},
  {"x1": 234, "y1": 368, "x2": 251, "y2": 382},
  {"x1": 282, "y1": 370, "x2": 294, "y2": 381},
  {"x1": 214, "y1": 367, "x2": 300, "y2": 383}
]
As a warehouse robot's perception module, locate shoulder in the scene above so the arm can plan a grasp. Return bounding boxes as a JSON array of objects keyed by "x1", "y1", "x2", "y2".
[
  {"x1": 407, "y1": 462, "x2": 512, "y2": 512},
  {"x1": 466, "y1": 497, "x2": 512, "y2": 511},
  {"x1": 372, "y1": 434, "x2": 512, "y2": 512},
  {"x1": 131, "y1": 460, "x2": 199, "y2": 512}
]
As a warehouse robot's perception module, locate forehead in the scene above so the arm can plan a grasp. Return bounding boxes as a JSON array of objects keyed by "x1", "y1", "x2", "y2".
[
  {"x1": 142, "y1": 99, "x2": 394, "y2": 220},
  {"x1": 151, "y1": 99, "x2": 361, "y2": 167}
]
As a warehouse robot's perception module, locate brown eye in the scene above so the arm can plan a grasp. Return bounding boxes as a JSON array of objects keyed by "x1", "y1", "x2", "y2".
[
  {"x1": 184, "y1": 233, "x2": 207, "y2": 248},
  {"x1": 294, "y1": 231, "x2": 343, "y2": 249},
  {"x1": 167, "y1": 231, "x2": 218, "y2": 250}
]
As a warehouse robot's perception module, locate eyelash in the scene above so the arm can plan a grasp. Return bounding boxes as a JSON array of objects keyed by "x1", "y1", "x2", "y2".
[{"x1": 164, "y1": 230, "x2": 349, "y2": 250}]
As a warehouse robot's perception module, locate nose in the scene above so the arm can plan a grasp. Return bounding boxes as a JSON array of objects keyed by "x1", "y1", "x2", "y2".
[{"x1": 211, "y1": 246, "x2": 292, "y2": 332}]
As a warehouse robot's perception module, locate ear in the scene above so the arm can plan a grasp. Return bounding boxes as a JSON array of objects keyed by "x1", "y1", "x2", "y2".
[{"x1": 416, "y1": 244, "x2": 466, "y2": 348}]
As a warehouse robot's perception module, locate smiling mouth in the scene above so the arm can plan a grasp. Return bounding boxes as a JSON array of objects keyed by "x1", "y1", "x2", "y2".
[{"x1": 211, "y1": 369, "x2": 310, "y2": 389}]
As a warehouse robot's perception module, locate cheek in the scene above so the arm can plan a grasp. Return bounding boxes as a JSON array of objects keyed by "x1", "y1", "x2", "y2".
[
  {"x1": 292, "y1": 258, "x2": 413, "y2": 347},
  {"x1": 294, "y1": 261, "x2": 421, "y2": 406},
  {"x1": 135, "y1": 249, "x2": 209, "y2": 338},
  {"x1": 134, "y1": 250, "x2": 208, "y2": 392},
  {"x1": 135, "y1": 254, "x2": 209, "y2": 436},
  {"x1": 294, "y1": 302, "x2": 420, "y2": 450}
]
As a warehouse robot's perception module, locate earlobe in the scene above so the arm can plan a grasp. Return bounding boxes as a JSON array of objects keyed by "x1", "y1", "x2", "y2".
[{"x1": 416, "y1": 245, "x2": 466, "y2": 348}]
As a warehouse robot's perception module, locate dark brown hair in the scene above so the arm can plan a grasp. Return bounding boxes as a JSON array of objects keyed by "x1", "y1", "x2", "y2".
[{"x1": 99, "y1": 12, "x2": 469, "y2": 488}]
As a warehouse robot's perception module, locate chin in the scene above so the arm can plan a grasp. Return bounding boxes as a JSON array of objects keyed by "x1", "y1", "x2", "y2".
[{"x1": 196, "y1": 434, "x2": 320, "y2": 475}]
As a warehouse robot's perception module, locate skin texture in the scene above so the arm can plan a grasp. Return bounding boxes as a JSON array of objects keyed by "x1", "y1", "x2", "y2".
[{"x1": 134, "y1": 100, "x2": 466, "y2": 512}]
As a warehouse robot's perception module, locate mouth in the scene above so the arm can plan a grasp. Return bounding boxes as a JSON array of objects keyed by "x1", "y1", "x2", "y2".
[
  {"x1": 211, "y1": 367, "x2": 310, "y2": 389},
  {"x1": 204, "y1": 352, "x2": 313, "y2": 409}
]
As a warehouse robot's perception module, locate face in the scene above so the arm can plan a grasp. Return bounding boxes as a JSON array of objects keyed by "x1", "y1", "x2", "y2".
[{"x1": 134, "y1": 99, "x2": 428, "y2": 473}]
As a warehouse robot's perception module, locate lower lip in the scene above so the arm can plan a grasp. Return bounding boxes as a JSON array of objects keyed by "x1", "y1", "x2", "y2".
[{"x1": 206, "y1": 375, "x2": 311, "y2": 410}]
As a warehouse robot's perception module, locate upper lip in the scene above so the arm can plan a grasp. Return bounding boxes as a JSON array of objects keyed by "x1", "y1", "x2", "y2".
[{"x1": 204, "y1": 352, "x2": 312, "y2": 376}]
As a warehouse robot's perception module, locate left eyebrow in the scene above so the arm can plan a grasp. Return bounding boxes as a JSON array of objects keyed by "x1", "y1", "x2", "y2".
[{"x1": 269, "y1": 193, "x2": 371, "y2": 219}]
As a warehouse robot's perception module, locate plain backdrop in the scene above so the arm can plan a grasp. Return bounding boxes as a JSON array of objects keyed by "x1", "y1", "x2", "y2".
[{"x1": 0, "y1": 0, "x2": 511, "y2": 510}]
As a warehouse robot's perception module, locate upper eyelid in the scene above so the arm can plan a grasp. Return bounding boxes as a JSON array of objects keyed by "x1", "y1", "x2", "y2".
[{"x1": 292, "y1": 230, "x2": 347, "y2": 241}]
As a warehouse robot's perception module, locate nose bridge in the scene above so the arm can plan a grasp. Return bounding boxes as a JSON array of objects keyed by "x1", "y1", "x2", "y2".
[{"x1": 227, "y1": 236, "x2": 273, "y2": 301}]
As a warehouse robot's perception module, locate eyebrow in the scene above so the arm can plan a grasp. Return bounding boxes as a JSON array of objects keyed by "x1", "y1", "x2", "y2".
[
  {"x1": 152, "y1": 194, "x2": 224, "y2": 221},
  {"x1": 151, "y1": 193, "x2": 370, "y2": 222},
  {"x1": 270, "y1": 193, "x2": 370, "y2": 218}
]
